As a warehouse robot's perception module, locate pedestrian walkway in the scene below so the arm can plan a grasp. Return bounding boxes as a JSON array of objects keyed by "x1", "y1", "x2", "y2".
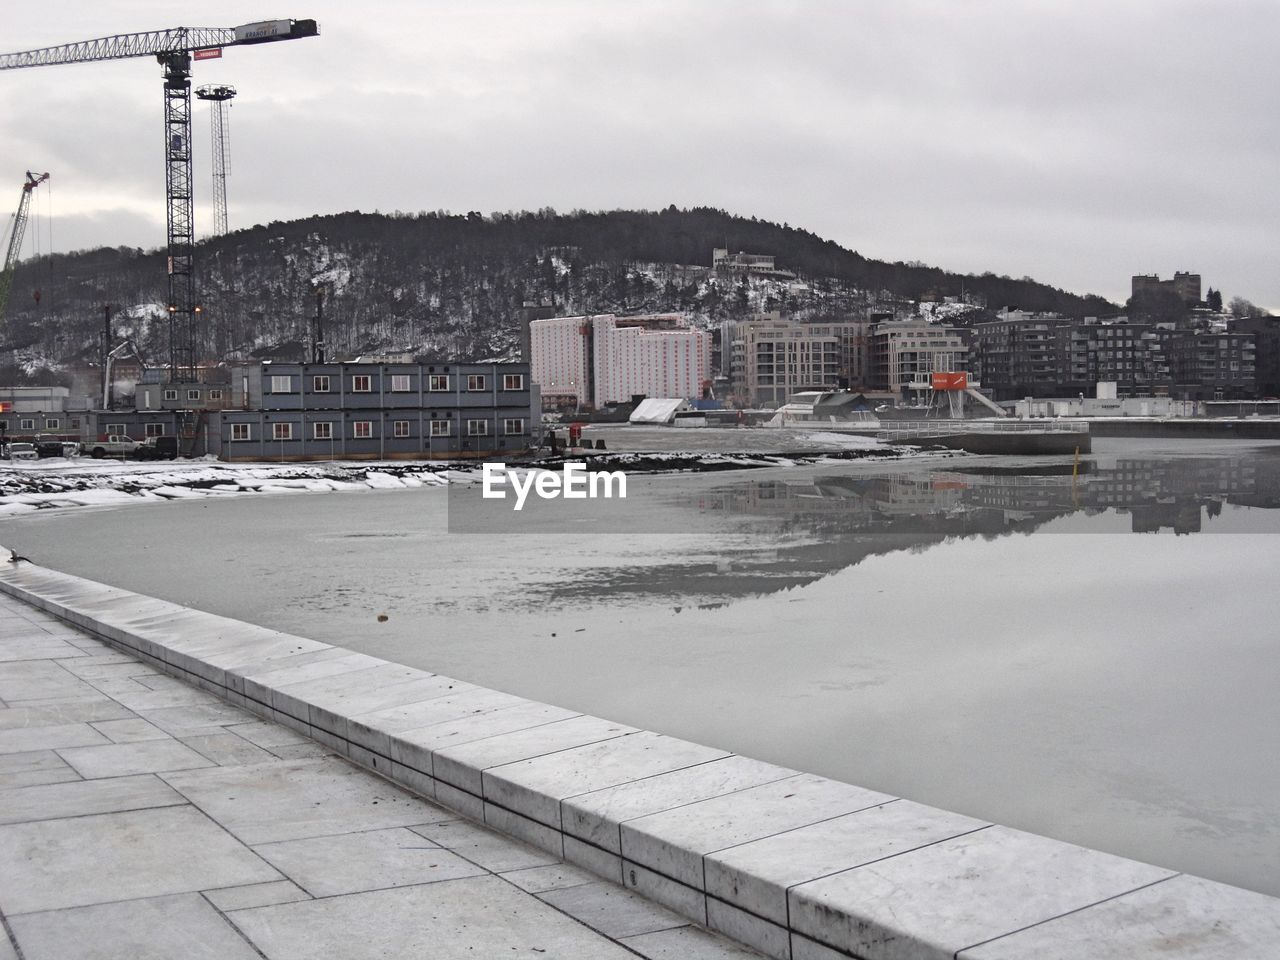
[{"x1": 0, "y1": 591, "x2": 760, "y2": 960}]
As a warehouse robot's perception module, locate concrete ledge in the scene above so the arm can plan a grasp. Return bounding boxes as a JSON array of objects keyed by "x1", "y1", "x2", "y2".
[{"x1": 3, "y1": 552, "x2": 1278, "y2": 959}]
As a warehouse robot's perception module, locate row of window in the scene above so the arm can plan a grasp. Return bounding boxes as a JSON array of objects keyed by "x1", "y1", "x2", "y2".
[
  {"x1": 232, "y1": 418, "x2": 526, "y2": 442},
  {"x1": 161, "y1": 388, "x2": 223, "y2": 402},
  {"x1": 1, "y1": 418, "x2": 79, "y2": 431},
  {"x1": 269, "y1": 374, "x2": 525, "y2": 394}
]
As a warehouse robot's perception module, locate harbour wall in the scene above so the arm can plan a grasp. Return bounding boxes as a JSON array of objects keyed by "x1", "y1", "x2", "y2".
[
  {"x1": 1088, "y1": 418, "x2": 1280, "y2": 439},
  {"x1": 2, "y1": 552, "x2": 1277, "y2": 959}
]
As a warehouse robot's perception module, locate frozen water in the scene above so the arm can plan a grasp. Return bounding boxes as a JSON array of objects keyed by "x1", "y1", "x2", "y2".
[{"x1": 3, "y1": 437, "x2": 1279, "y2": 897}]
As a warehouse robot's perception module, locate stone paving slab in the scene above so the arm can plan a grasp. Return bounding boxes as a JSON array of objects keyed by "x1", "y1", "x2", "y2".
[
  {"x1": 433, "y1": 714, "x2": 638, "y2": 796},
  {"x1": 0, "y1": 749, "x2": 80, "y2": 788},
  {"x1": 484, "y1": 729, "x2": 730, "y2": 831},
  {"x1": 621, "y1": 773, "x2": 895, "y2": 890},
  {"x1": 251, "y1": 825, "x2": 487, "y2": 896},
  {"x1": 704, "y1": 798, "x2": 990, "y2": 926},
  {"x1": 161, "y1": 756, "x2": 437, "y2": 845},
  {"x1": 5, "y1": 553, "x2": 1280, "y2": 960},
  {"x1": 0, "y1": 805, "x2": 282, "y2": 914},
  {"x1": 0, "y1": 773, "x2": 185, "y2": 825},
  {"x1": 8, "y1": 892, "x2": 264, "y2": 960},
  {"x1": 959, "y1": 873, "x2": 1280, "y2": 959},
  {"x1": 228, "y1": 874, "x2": 642, "y2": 959},
  {"x1": 563, "y1": 754, "x2": 797, "y2": 855},
  {"x1": 57, "y1": 738, "x2": 215, "y2": 778},
  {"x1": 788, "y1": 825, "x2": 1176, "y2": 960},
  {"x1": 0, "y1": 720, "x2": 109, "y2": 754}
]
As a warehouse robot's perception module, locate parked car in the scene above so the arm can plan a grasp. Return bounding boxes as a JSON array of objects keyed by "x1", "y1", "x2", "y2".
[
  {"x1": 85, "y1": 435, "x2": 139, "y2": 459},
  {"x1": 3, "y1": 442, "x2": 38, "y2": 461},
  {"x1": 61, "y1": 441, "x2": 80, "y2": 458},
  {"x1": 34, "y1": 435, "x2": 67, "y2": 458},
  {"x1": 134, "y1": 436, "x2": 179, "y2": 460}
]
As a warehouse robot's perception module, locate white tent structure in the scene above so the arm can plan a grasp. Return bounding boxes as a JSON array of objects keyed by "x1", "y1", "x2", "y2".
[{"x1": 629, "y1": 398, "x2": 691, "y2": 424}]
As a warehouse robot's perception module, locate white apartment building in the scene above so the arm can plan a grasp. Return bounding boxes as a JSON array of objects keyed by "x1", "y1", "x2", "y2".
[
  {"x1": 870, "y1": 319, "x2": 968, "y2": 395},
  {"x1": 530, "y1": 313, "x2": 711, "y2": 408},
  {"x1": 529, "y1": 315, "x2": 591, "y2": 402},
  {"x1": 728, "y1": 315, "x2": 873, "y2": 406}
]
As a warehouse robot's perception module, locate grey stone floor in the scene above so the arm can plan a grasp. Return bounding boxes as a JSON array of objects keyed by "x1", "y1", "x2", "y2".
[{"x1": 0, "y1": 592, "x2": 761, "y2": 959}]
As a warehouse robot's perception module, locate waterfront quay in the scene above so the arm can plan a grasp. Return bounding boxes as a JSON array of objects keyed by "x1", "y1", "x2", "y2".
[
  {"x1": 0, "y1": 591, "x2": 758, "y2": 960},
  {"x1": 3, "y1": 549, "x2": 1279, "y2": 959}
]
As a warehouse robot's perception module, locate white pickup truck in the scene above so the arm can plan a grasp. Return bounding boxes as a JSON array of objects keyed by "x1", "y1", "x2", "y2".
[{"x1": 85, "y1": 435, "x2": 139, "y2": 459}]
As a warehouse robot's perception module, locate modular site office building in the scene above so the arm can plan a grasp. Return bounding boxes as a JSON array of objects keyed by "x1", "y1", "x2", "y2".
[{"x1": 213, "y1": 361, "x2": 538, "y2": 461}]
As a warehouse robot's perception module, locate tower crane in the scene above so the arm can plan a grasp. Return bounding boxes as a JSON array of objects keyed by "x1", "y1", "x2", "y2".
[
  {"x1": 0, "y1": 19, "x2": 318, "y2": 381},
  {"x1": 0, "y1": 171, "x2": 49, "y2": 327}
]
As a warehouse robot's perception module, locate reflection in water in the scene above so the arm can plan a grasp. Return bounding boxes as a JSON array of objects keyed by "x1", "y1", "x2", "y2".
[{"x1": 536, "y1": 454, "x2": 1280, "y2": 607}]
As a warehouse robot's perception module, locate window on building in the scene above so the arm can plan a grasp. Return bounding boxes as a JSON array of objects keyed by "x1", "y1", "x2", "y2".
[
  {"x1": 352, "y1": 375, "x2": 372, "y2": 393},
  {"x1": 187, "y1": 389, "x2": 201, "y2": 401},
  {"x1": 163, "y1": 389, "x2": 178, "y2": 401},
  {"x1": 70, "y1": 418, "x2": 81, "y2": 429},
  {"x1": 145, "y1": 423, "x2": 165, "y2": 437},
  {"x1": 467, "y1": 375, "x2": 486, "y2": 391},
  {"x1": 502, "y1": 374, "x2": 524, "y2": 391},
  {"x1": 353, "y1": 420, "x2": 373, "y2": 438},
  {"x1": 231, "y1": 423, "x2": 251, "y2": 441},
  {"x1": 430, "y1": 419, "x2": 451, "y2": 437},
  {"x1": 270, "y1": 375, "x2": 292, "y2": 393},
  {"x1": 45, "y1": 418, "x2": 60, "y2": 430},
  {"x1": 313, "y1": 375, "x2": 331, "y2": 392},
  {"x1": 313, "y1": 422, "x2": 333, "y2": 440},
  {"x1": 390, "y1": 374, "x2": 412, "y2": 392},
  {"x1": 393, "y1": 420, "x2": 410, "y2": 438},
  {"x1": 106, "y1": 423, "x2": 125, "y2": 435},
  {"x1": 503, "y1": 418, "x2": 525, "y2": 435},
  {"x1": 428, "y1": 375, "x2": 449, "y2": 391},
  {"x1": 467, "y1": 419, "x2": 488, "y2": 436},
  {"x1": 20, "y1": 418, "x2": 35, "y2": 430},
  {"x1": 208, "y1": 390, "x2": 223, "y2": 401}
]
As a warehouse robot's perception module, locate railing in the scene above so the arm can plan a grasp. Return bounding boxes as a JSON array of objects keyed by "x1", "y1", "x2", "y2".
[{"x1": 878, "y1": 419, "x2": 1090, "y2": 438}]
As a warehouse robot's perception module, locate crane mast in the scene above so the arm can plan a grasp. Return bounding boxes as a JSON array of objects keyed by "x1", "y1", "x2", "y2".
[
  {"x1": 0, "y1": 171, "x2": 50, "y2": 325},
  {"x1": 197, "y1": 84, "x2": 237, "y2": 237},
  {"x1": 0, "y1": 19, "x2": 318, "y2": 381}
]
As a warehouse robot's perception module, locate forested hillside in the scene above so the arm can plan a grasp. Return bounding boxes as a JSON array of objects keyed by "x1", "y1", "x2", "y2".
[{"x1": 1, "y1": 206, "x2": 1117, "y2": 383}]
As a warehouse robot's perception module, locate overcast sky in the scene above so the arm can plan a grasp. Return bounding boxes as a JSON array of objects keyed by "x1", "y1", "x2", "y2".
[{"x1": 2, "y1": 0, "x2": 1277, "y2": 310}]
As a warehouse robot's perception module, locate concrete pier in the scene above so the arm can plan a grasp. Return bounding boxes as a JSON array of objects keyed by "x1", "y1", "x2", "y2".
[
  {"x1": 0, "y1": 591, "x2": 759, "y2": 959},
  {"x1": 2, "y1": 551, "x2": 1278, "y2": 959}
]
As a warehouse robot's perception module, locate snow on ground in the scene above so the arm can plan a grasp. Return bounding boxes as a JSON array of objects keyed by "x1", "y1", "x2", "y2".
[
  {"x1": 0, "y1": 457, "x2": 470, "y2": 517},
  {"x1": 0, "y1": 433, "x2": 927, "y2": 518}
]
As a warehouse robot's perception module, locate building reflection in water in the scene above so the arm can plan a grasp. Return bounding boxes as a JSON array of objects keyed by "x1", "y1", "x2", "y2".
[{"x1": 536, "y1": 452, "x2": 1280, "y2": 608}]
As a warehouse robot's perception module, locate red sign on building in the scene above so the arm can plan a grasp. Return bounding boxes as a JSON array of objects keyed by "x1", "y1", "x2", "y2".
[{"x1": 930, "y1": 372, "x2": 969, "y2": 391}]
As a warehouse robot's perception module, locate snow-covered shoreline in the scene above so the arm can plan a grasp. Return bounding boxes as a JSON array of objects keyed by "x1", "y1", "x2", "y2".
[{"x1": 0, "y1": 445, "x2": 923, "y2": 517}]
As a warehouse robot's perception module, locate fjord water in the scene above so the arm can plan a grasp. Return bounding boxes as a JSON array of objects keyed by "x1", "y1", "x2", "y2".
[{"x1": 4, "y1": 437, "x2": 1279, "y2": 896}]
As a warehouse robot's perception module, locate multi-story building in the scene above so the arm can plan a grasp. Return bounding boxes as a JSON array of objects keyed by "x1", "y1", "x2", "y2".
[
  {"x1": 869, "y1": 319, "x2": 968, "y2": 396},
  {"x1": 212, "y1": 360, "x2": 537, "y2": 460},
  {"x1": 726, "y1": 314, "x2": 873, "y2": 406},
  {"x1": 1163, "y1": 331, "x2": 1256, "y2": 400},
  {"x1": 0, "y1": 386, "x2": 92, "y2": 441},
  {"x1": 711, "y1": 249, "x2": 795, "y2": 280},
  {"x1": 972, "y1": 311, "x2": 1075, "y2": 400},
  {"x1": 530, "y1": 313, "x2": 710, "y2": 409},
  {"x1": 729, "y1": 316, "x2": 841, "y2": 406},
  {"x1": 1230, "y1": 315, "x2": 1280, "y2": 397},
  {"x1": 1131, "y1": 271, "x2": 1202, "y2": 306}
]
